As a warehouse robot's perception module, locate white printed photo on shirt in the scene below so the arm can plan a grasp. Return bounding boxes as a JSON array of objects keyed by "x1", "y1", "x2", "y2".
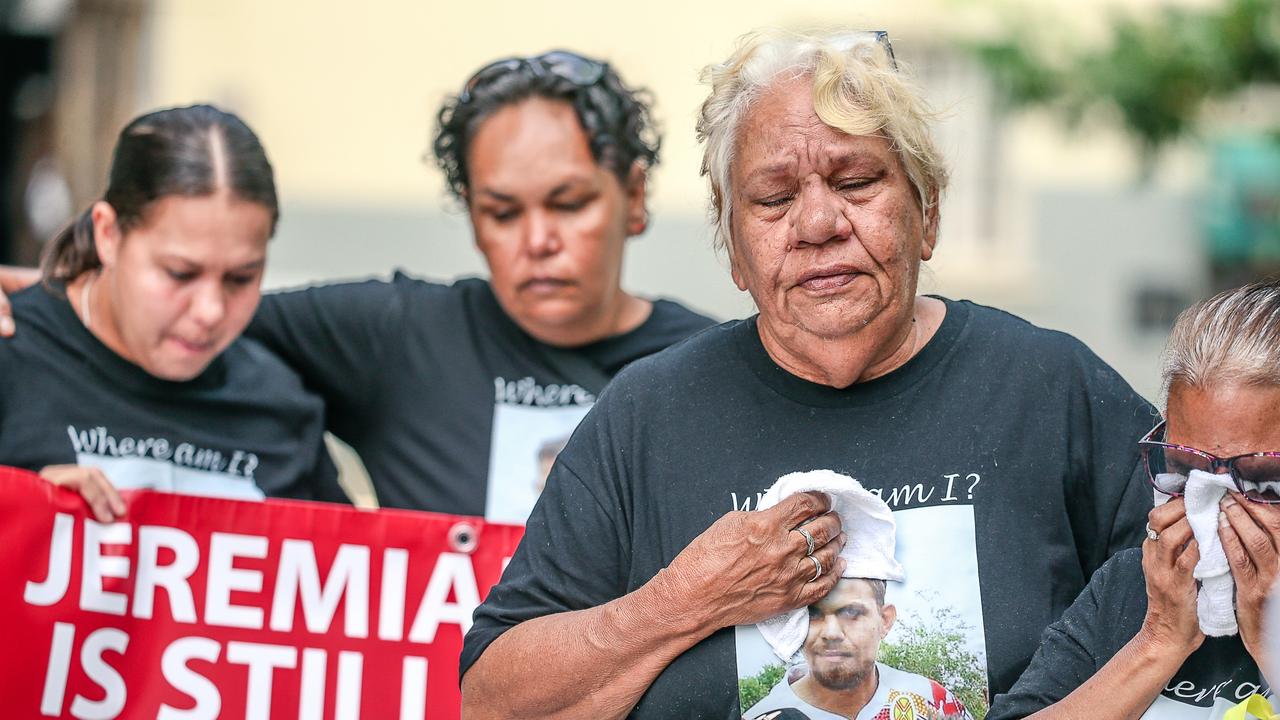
[
  {"x1": 737, "y1": 505, "x2": 985, "y2": 720},
  {"x1": 484, "y1": 402, "x2": 592, "y2": 524}
]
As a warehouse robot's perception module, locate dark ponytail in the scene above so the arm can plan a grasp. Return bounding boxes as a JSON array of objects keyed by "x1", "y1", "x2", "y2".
[{"x1": 41, "y1": 104, "x2": 279, "y2": 281}]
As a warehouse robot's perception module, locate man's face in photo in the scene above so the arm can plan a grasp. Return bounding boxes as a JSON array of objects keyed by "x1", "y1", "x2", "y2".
[{"x1": 802, "y1": 578, "x2": 896, "y2": 692}]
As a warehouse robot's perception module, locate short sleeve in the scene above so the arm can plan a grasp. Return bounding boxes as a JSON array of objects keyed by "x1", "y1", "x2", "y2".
[
  {"x1": 1064, "y1": 343, "x2": 1159, "y2": 577},
  {"x1": 459, "y1": 391, "x2": 635, "y2": 678},
  {"x1": 245, "y1": 279, "x2": 407, "y2": 419},
  {"x1": 986, "y1": 549, "x2": 1144, "y2": 720},
  {"x1": 459, "y1": 459, "x2": 629, "y2": 676}
]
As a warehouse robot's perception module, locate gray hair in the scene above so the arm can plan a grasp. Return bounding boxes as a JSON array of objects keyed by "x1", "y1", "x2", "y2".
[
  {"x1": 696, "y1": 28, "x2": 949, "y2": 255},
  {"x1": 1162, "y1": 278, "x2": 1280, "y2": 399}
]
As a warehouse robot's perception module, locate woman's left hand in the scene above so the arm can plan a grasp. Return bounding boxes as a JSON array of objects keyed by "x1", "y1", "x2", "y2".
[{"x1": 1219, "y1": 492, "x2": 1280, "y2": 668}]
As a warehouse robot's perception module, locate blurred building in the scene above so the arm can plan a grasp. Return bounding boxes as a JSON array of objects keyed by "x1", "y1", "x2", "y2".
[
  {"x1": 4, "y1": 0, "x2": 1275, "y2": 406},
  {"x1": 1, "y1": 0, "x2": 144, "y2": 265}
]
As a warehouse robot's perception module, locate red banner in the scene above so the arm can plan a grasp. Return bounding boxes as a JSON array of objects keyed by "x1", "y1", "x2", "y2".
[{"x1": 0, "y1": 466, "x2": 525, "y2": 719}]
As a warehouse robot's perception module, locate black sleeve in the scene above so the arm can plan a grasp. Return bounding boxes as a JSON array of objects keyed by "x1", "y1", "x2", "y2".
[
  {"x1": 245, "y1": 279, "x2": 407, "y2": 421},
  {"x1": 1065, "y1": 343, "x2": 1159, "y2": 579},
  {"x1": 987, "y1": 549, "x2": 1144, "y2": 720},
  {"x1": 459, "y1": 399, "x2": 632, "y2": 678}
]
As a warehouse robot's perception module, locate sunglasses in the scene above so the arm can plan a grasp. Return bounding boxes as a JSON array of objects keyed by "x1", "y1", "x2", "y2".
[
  {"x1": 858, "y1": 30, "x2": 898, "y2": 71},
  {"x1": 458, "y1": 50, "x2": 607, "y2": 104},
  {"x1": 1139, "y1": 420, "x2": 1280, "y2": 503}
]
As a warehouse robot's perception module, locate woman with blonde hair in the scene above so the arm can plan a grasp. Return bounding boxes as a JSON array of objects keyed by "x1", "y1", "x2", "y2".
[{"x1": 460, "y1": 28, "x2": 1155, "y2": 718}]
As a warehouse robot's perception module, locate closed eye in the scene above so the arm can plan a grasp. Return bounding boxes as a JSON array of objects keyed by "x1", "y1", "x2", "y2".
[
  {"x1": 482, "y1": 207, "x2": 520, "y2": 223},
  {"x1": 757, "y1": 195, "x2": 793, "y2": 209},
  {"x1": 551, "y1": 193, "x2": 596, "y2": 213},
  {"x1": 837, "y1": 173, "x2": 882, "y2": 192}
]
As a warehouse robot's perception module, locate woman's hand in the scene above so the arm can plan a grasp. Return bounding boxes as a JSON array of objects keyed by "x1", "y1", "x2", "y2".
[
  {"x1": 1139, "y1": 499, "x2": 1204, "y2": 657},
  {"x1": 40, "y1": 465, "x2": 126, "y2": 523},
  {"x1": 1219, "y1": 492, "x2": 1280, "y2": 669},
  {"x1": 0, "y1": 283, "x2": 13, "y2": 337},
  {"x1": 653, "y1": 491, "x2": 846, "y2": 630},
  {"x1": 0, "y1": 264, "x2": 41, "y2": 336}
]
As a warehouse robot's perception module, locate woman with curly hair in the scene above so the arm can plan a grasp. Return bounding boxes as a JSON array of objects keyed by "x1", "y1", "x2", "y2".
[{"x1": 237, "y1": 51, "x2": 714, "y2": 517}]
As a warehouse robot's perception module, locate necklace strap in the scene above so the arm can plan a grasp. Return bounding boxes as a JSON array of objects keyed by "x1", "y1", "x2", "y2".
[{"x1": 80, "y1": 272, "x2": 95, "y2": 330}]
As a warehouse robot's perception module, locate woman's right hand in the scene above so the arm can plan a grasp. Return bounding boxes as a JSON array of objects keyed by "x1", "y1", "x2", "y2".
[
  {"x1": 653, "y1": 491, "x2": 846, "y2": 630},
  {"x1": 1138, "y1": 498, "x2": 1204, "y2": 656},
  {"x1": 40, "y1": 465, "x2": 127, "y2": 523}
]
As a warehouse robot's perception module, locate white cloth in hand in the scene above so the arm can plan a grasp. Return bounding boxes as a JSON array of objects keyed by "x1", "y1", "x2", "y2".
[
  {"x1": 1155, "y1": 469, "x2": 1238, "y2": 636},
  {"x1": 755, "y1": 470, "x2": 904, "y2": 662}
]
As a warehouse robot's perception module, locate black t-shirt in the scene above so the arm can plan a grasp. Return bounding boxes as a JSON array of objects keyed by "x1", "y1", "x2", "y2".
[
  {"x1": 0, "y1": 283, "x2": 342, "y2": 501},
  {"x1": 245, "y1": 273, "x2": 716, "y2": 517},
  {"x1": 988, "y1": 548, "x2": 1267, "y2": 719},
  {"x1": 461, "y1": 298, "x2": 1159, "y2": 718}
]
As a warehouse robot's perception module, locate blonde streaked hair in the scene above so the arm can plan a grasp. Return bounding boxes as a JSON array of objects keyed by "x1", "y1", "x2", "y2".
[
  {"x1": 696, "y1": 28, "x2": 950, "y2": 255},
  {"x1": 1162, "y1": 279, "x2": 1280, "y2": 401}
]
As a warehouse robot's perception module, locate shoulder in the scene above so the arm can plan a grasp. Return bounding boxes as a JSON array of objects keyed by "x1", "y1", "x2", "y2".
[
  {"x1": 876, "y1": 663, "x2": 957, "y2": 701},
  {"x1": 1088, "y1": 547, "x2": 1145, "y2": 590},
  {"x1": 1054, "y1": 547, "x2": 1147, "y2": 641},
  {"x1": 10, "y1": 282, "x2": 62, "y2": 320},
  {"x1": 947, "y1": 298, "x2": 1100, "y2": 361},
  {"x1": 221, "y1": 336, "x2": 320, "y2": 399},
  {"x1": 944, "y1": 298, "x2": 1151, "y2": 403},
  {"x1": 391, "y1": 272, "x2": 503, "y2": 320},
  {"x1": 604, "y1": 318, "x2": 742, "y2": 396},
  {"x1": 391, "y1": 270, "x2": 479, "y2": 298},
  {"x1": 744, "y1": 677, "x2": 805, "y2": 719},
  {"x1": 5, "y1": 283, "x2": 77, "y2": 354},
  {"x1": 258, "y1": 270, "x2": 467, "y2": 310},
  {"x1": 646, "y1": 298, "x2": 718, "y2": 336}
]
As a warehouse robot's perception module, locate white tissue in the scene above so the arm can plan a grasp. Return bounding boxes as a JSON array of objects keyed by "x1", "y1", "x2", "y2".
[
  {"x1": 1155, "y1": 469, "x2": 1238, "y2": 636},
  {"x1": 755, "y1": 470, "x2": 903, "y2": 662}
]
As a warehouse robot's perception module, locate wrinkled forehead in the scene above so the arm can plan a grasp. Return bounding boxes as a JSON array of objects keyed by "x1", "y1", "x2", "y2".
[
  {"x1": 1165, "y1": 382, "x2": 1280, "y2": 454},
  {"x1": 729, "y1": 78, "x2": 897, "y2": 187}
]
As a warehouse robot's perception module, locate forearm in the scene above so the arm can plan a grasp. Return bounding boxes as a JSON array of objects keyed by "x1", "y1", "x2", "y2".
[
  {"x1": 1025, "y1": 631, "x2": 1189, "y2": 720},
  {"x1": 0, "y1": 265, "x2": 40, "y2": 294},
  {"x1": 462, "y1": 571, "x2": 713, "y2": 719}
]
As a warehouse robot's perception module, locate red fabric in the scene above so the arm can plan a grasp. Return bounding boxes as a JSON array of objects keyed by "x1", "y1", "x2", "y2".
[{"x1": 0, "y1": 465, "x2": 524, "y2": 719}]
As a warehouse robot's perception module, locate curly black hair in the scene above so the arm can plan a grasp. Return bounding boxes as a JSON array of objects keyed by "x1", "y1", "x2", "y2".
[{"x1": 433, "y1": 52, "x2": 661, "y2": 203}]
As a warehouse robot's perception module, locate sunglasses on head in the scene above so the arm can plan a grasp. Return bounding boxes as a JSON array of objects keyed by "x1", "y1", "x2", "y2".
[
  {"x1": 458, "y1": 50, "x2": 607, "y2": 104},
  {"x1": 1139, "y1": 420, "x2": 1280, "y2": 503},
  {"x1": 858, "y1": 30, "x2": 898, "y2": 70}
]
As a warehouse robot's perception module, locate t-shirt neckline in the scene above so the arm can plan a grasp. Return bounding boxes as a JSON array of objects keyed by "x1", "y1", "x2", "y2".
[
  {"x1": 40, "y1": 281, "x2": 228, "y2": 393},
  {"x1": 734, "y1": 296, "x2": 969, "y2": 408}
]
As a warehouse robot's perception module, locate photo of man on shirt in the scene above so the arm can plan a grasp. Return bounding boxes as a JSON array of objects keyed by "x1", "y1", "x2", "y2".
[{"x1": 745, "y1": 578, "x2": 971, "y2": 720}]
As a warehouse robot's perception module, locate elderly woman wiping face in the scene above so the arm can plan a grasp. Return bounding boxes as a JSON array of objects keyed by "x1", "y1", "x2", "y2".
[
  {"x1": 988, "y1": 279, "x2": 1280, "y2": 720},
  {"x1": 458, "y1": 29, "x2": 1156, "y2": 720}
]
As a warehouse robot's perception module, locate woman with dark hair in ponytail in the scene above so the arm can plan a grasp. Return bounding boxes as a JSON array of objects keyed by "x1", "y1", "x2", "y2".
[{"x1": 0, "y1": 104, "x2": 346, "y2": 520}]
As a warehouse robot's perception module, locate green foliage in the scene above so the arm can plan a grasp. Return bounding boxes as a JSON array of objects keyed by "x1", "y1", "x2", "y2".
[
  {"x1": 967, "y1": 0, "x2": 1280, "y2": 169},
  {"x1": 879, "y1": 606, "x2": 989, "y2": 719},
  {"x1": 739, "y1": 662, "x2": 787, "y2": 713}
]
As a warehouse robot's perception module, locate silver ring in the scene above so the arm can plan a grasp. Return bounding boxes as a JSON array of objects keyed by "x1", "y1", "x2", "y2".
[
  {"x1": 794, "y1": 527, "x2": 817, "y2": 557},
  {"x1": 1145, "y1": 522, "x2": 1160, "y2": 542},
  {"x1": 807, "y1": 555, "x2": 823, "y2": 582}
]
